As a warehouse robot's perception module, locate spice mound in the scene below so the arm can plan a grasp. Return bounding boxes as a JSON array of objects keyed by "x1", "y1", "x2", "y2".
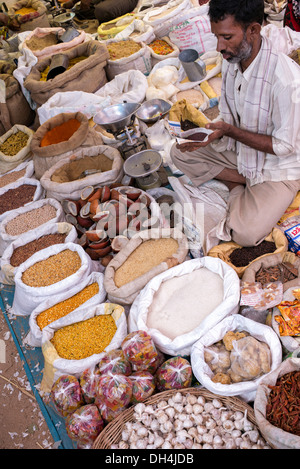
[
  {"x1": 21, "y1": 249, "x2": 82, "y2": 287},
  {"x1": 51, "y1": 314, "x2": 117, "y2": 360},
  {"x1": 107, "y1": 40, "x2": 142, "y2": 60},
  {"x1": 0, "y1": 131, "x2": 29, "y2": 156},
  {"x1": 51, "y1": 154, "x2": 113, "y2": 183},
  {"x1": 229, "y1": 241, "x2": 276, "y2": 267},
  {"x1": 10, "y1": 233, "x2": 67, "y2": 267},
  {"x1": 36, "y1": 282, "x2": 99, "y2": 330},
  {"x1": 25, "y1": 32, "x2": 58, "y2": 51},
  {"x1": 40, "y1": 118, "x2": 81, "y2": 147},
  {"x1": 0, "y1": 184, "x2": 36, "y2": 216},
  {"x1": 5, "y1": 204, "x2": 57, "y2": 236},
  {"x1": 114, "y1": 238, "x2": 179, "y2": 288}
]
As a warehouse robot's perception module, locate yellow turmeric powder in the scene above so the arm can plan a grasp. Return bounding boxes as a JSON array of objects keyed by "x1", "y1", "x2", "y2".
[{"x1": 40, "y1": 118, "x2": 81, "y2": 147}]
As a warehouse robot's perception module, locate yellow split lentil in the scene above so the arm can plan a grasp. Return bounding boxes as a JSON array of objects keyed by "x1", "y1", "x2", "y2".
[
  {"x1": 21, "y1": 249, "x2": 81, "y2": 287},
  {"x1": 51, "y1": 315, "x2": 117, "y2": 360},
  {"x1": 36, "y1": 282, "x2": 99, "y2": 330}
]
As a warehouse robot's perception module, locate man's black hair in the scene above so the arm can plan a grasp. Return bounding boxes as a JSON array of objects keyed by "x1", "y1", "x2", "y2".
[{"x1": 208, "y1": 0, "x2": 264, "y2": 27}]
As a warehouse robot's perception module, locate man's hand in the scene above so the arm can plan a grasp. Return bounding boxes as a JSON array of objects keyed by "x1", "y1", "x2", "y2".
[{"x1": 176, "y1": 121, "x2": 229, "y2": 153}]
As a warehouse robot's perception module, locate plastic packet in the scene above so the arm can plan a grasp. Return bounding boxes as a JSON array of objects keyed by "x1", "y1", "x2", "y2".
[
  {"x1": 130, "y1": 371, "x2": 155, "y2": 403},
  {"x1": 204, "y1": 343, "x2": 231, "y2": 373},
  {"x1": 121, "y1": 330, "x2": 158, "y2": 367},
  {"x1": 79, "y1": 366, "x2": 101, "y2": 404},
  {"x1": 240, "y1": 281, "x2": 283, "y2": 311},
  {"x1": 96, "y1": 398, "x2": 125, "y2": 423},
  {"x1": 51, "y1": 374, "x2": 84, "y2": 417},
  {"x1": 155, "y1": 356, "x2": 192, "y2": 391},
  {"x1": 97, "y1": 372, "x2": 132, "y2": 411},
  {"x1": 98, "y1": 349, "x2": 132, "y2": 376},
  {"x1": 66, "y1": 404, "x2": 104, "y2": 446},
  {"x1": 230, "y1": 336, "x2": 271, "y2": 381},
  {"x1": 131, "y1": 349, "x2": 165, "y2": 374}
]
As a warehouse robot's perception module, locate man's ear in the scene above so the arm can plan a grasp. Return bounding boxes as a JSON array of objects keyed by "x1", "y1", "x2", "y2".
[{"x1": 246, "y1": 22, "x2": 261, "y2": 41}]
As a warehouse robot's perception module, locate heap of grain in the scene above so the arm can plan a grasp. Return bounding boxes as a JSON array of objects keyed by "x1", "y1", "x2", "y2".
[{"x1": 107, "y1": 40, "x2": 142, "y2": 60}]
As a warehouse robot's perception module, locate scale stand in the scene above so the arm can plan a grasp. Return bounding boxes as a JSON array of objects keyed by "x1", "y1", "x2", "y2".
[{"x1": 123, "y1": 149, "x2": 163, "y2": 190}]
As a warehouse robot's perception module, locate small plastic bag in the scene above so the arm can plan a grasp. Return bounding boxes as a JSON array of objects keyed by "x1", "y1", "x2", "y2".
[
  {"x1": 98, "y1": 349, "x2": 132, "y2": 376},
  {"x1": 131, "y1": 349, "x2": 165, "y2": 374},
  {"x1": 204, "y1": 343, "x2": 231, "y2": 373},
  {"x1": 155, "y1": 357, "x2": 192, "y2": 391},
  {"x1": 51, "y1": 374, "x2": 84, "y2": 417},
  {"x1": 130, "y1": 371, "x2": 155, "y2": 403},
  {"x1": 240, "y1": 281, "x2": 283, "y2": 311},
  {"x1": 121, "y1": 330, "x2": 158, "y2": 368},
  {"x1": 96, "y1": 398, "x2": 125, "y2": 423},
  {"x1": 97, "y1": 372, "x2": 132, "y2": 411},
  {"x1": 230, "y1": 336, "x2": 272, "y2": 381},
  {"x1": 79, "y1": 366, "x2": 101, "y2": 404},
  {"x1": 66, "y1": 404, "x2": 104, "y2": 446}
]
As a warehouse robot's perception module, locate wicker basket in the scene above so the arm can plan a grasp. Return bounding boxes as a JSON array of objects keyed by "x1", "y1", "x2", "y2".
[{"x1": 92, "y1": 387, "x2": 268, "y2": 449}]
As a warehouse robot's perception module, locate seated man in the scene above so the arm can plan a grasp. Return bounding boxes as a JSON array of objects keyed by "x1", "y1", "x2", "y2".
[
  {"x1": 171, "y1": 0, "x2": 300, "y2": 247},
  {"x1": 63, "y1": 0, "x2": 138, "y2": 22}
]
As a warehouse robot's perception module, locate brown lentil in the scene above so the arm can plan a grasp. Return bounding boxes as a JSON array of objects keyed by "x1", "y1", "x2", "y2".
[
  {"x1": 114, "y1": 238, "x2": 179, "y2": 288},
  {"x1": 21, "y1": 249, "x2": 82, "y2": 287},
  {"x1": 0, "y1": 184, "x2": 36, "y2": 216},
  {"x1": 0, "y1": 168, "x2": 26, "y2": 189},
  {"x1": 36, "y1": 282, "x2": 99, "y2": 330},
  {"x1": 50, "y1": 314, "x2": 117, "y2": 360},
  {"x1": 5, "y1": 204, "x2": 57, "y2": 236},
  {"x1": 10, "y1": 233, "x2": 68, "y2": 267},
  {"x1": 0, "y1": 131, "x2": 30, "y2": 156}
]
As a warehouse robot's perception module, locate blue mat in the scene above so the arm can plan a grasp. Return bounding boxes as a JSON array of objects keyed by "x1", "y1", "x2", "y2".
[{"x1": 0, "y1": 283, "x2": 77, "y2": 449}]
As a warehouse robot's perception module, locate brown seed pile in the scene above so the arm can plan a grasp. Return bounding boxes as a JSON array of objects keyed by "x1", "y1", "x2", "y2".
[
  {"x1": 0, "y1": 168, "x2": 26, "y2": 189},
  {"x1": 51, "y1": 314, "x2": 117, "y2": 360},
  {"x1": 36, "y1": 282, "x2": 99, "y2": 330},
  {"x1": 5, "y1": 204, "x2": 57, "y2": 236},
  {"x1": 21, "y1": 249, "x2": 82, "y2": 287},
  {"x1": 0, "y1": 131, "x2": 29, "y2": 156},
  {"x1": 10, "y1": 233, "x2": 67, "y2": 267},
  {"x1": 229, "y1": 241, "x2": 276, "y2": 268},
  {"x1": 0, "y1": 184, "x2": 36, "y2": 216}
]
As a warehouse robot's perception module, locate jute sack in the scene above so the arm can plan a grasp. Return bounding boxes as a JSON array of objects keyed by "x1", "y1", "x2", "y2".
[
  {"x1": 208, "y1": 228, "x2": 288, "y2": 278},
  {"x1": 0, "y1": 74, "x2": 35, "y2": 136},
  {"x1": 40, "y1": 145, "x2": 124, "y2": 201},
  {"x1": 104, "y1": 228, "x2": 189, "y2": 305},
  {"x1": 30, "y1": 112, "x2": 104, "y2": 179},
  {"x1": 8, "y1": 0, "x2": 50, "y2": 32},
  {"x1": 242, "y1": 251, "x2": 300, "y2": 292},
  {"x1": 24, "y1": 40, "x2": 109, "y2": 107}
]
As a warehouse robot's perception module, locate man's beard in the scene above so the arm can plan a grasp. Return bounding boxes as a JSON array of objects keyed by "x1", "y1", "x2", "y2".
[{"x1": 224, "y1": 37, "x2": 253, "y2": 63}]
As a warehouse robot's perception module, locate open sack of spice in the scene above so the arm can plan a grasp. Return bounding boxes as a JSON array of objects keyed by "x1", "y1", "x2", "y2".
[
  {"x1": 128, "y1": 256, "x2": 240, "y2": 357},
  {"x1": 0, "y1": 124, "x2": 34, "y2": 174},
  {"x1": 191, "y1": 314, "x2": 282, "y2": 402},
  {"x1": 271, "y1": 286, "x2": 300, "y2": 353},
  {"x1": 40, "y1": 303, "x2": 127, "y2": 394},
  {"x1": 11, "y1": 242, "x2": 94, "y2": 316},
  {"x1": 254, "y1": 357, "x2": 300, "y2": 449}
]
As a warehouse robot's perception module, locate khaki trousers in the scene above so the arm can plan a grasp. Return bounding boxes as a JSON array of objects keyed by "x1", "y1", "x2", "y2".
[{"x1": 171, "y1": 142, "x2": 300, "y2": 247}]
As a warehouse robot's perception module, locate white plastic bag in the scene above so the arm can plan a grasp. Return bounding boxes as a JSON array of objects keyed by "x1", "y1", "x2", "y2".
[
  {"x1": 128, "y1": 257, "x2": 240, "y2": 357},
  {"x1": 40, "y1": 303, "x2": 128, "y2": 393},
  {"x1": 95, "y1": 69, "x2": 148, "y2": 105},
  {"x1": 272, "y1": 286, "x2": 300, "y2": 353},
  {"x1": 0, "y1": 221, "x2": 77, "y2": 285},
  {"x1": 25, "y1": 271, "x2": 106, "y2": 347},
  {"x1": 12, "y1": 242, "x2": 93, "y2": 316},
  {"x1": 191, "y1": 314, "x2": 282, "y2": 402},
  {"x1": 0, "y1": 177, "x2": 44, "y2": 223}
]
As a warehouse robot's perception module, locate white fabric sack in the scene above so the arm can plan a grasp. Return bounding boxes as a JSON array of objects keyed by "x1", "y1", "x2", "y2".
[
  {"x1": 0, "y1": 177, "x2": 44, "y2": 223},
  {"x1": 95, "y1": 69, "x2": 148, "y2": 105},
  {"x1": 39, "y1": 145, "x2": 124, "y2": 201},
  {"x1": 37, "y1": 91, "x2": 112, "y2": 125},
  {"x1": 0, "y1": 221, "x2": 77, "y2": 285},
  {"x1": 128, "y1": 256, "x2": 240, "y2": 357},
  {"x1": 13, "y1": 47, "x2": 38, "y2": 110},
  {"x1": 148, "y1": 36, "x2": 180, "y2": 66},
  {"x1": 261, "y1": 24, "x2": 300, "y2": 54},
  {"x1": 12, "y1": 242, "x2": 93, "y2": 316},
  {"x1": 0, "y1": 159, "x2": 34, "y2": 188},
  {"x1": 40, "y1": 302, "x2": 128, "y2": 393},
  {"x1": 0, "y1": 198, "x2": 65, "y2": 256},
  {"x1": 103, "y1": 19, "x2": 156, "y2": 44},
  {"x1": 106, "y1": 41, "x2": 152, "y2": 80},
  {"x1": 271, "y1": 286, "x2": 300, "y2": 352},
  {"x1": 254, "y1": 357, "x2": 300, "y2": 449},
  {"x1": 191, "y1": 314, "x2": 283, "y2": 403},
  {"x1": 0, "y1": 125, "x2": 34, "y2": 174},
  {"x1": 143, "y1": 0, "x2": 191, "y2": 35},
  {"x1": 25, "y1": 271, "x2": 106, "y2": 347}
]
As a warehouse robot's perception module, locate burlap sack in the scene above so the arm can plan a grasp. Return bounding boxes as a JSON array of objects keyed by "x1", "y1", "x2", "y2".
[
  {"x1": 24, "y1": 40, "x2": 109, "y2": 107},
  {"x1": 242, "y1": 251, "x2": 300, "y2": 292},
  {"x1": 208, "y1": 228, "x2": 288, "y2": 278},
  {"x1": 8, "y1": 0, "x2": 50, "y2": 32},
  {"x1": 104, "y1": 228, "x2": 189, "y2": 305},
  {"x1": 30, "y1": 112, "x2": 104, "y2": 179},
  {"x1": 0, "y1": 74, "x2": 35, "y2": 136}
]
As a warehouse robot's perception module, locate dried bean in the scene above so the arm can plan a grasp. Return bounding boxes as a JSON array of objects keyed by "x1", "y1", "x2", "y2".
[
  {"x1": 5, "y1": 204, "x2": 57, "y2": 236},
  {"x1": 10, "y1": 233, "x2": 67, "y2": 267},
  {"x1": 0, "y1": 184, "x2": 36, "y2": 215}
]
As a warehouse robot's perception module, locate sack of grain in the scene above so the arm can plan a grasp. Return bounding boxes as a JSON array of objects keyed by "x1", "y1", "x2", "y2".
[
  {"x1": 20, "y1": 27, "x2": 87, "y2": 60},
  {"x1": 26, "y1": 271, "x2": 106, "y2": 347},
  {"x1": 129, "y1": 256, "x2": 240, "y2": 356},
  {"x1": 24, "y1": 40, "x2": 109, "y2": 107},
  {"x1": 106, "y1": 40, "x2": 152, "y2": 80},
  {"x1": 0, "y1": 124, "x2": 34, "y2": 174},
  {"x1": 40, "y1": 302, "x2": 127, "y2": 393},
  {"x1": 191, "y1": 313, "x2": 282, "y2": 402},
  {"x1": 0, "y1": 177, "x2": 44, "y2": 223},
  {"x1": 147, "y1": 36, "x2": 179, "y2": 67},
  {"x1": 12, "y1": 242, "x2": 94, "y2": 316},
  {"x1": 104, "y1": 228, "x2": 189, "y2": 305},
  {"x1": 0, "y1": 197, "x2": 65, "y2": 256},
  {"x1": 97, "y1": 13, "x2": 136, "y2": 41},
  {"x1": 95, "y1": 69, "x2": 148, "y2": 105},
  {"x1": 30, "y1": 112, "x2": 104, "y2": 179},
  {"x1": 0, "y1": 160, "x2": 34, "y2": 190},
  {"x1": 0, "y1": 221, "x2": 77, "y2": 285},
  {"x1": 8, "y1": 0, "x2": 50, "y2": 32},
  {"x1": 40, "y1": 145, "x2": 124, "y2": 201},
  {"x1": 143, "y1": 0, "x2": 191, "y2": 35}
]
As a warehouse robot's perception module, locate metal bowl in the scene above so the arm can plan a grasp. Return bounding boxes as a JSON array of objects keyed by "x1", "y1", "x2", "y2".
[
  {"x1": 93, "y1": 102, "x2": 141, "y2": 133},
  {"x1": 123, "y1": 149, "x2": 162, "y2": 178},
  {"x1": 135, "y1": 99, "x2": 171, "y2": 124}
]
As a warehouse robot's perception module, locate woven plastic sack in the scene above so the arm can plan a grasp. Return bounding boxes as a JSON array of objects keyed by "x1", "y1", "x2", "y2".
[
  {"x1": 0, "y1": 124, "x2": 34, "y2": 174},
  {"x1": 97, "y1": 13, "x2": 136, "y2": 40},
  {"x1": 0, "y1": 177, "x2": 44, "y2": 223},
  {"x1": 106, "y1": 41, "x2": 152, "y2": 80},
  {"x1": 95, "y1": 69, "x2": 148, "y2": 105},
  {"x1": 0, "y1": 159, "x2": 34, "y2": 189}
]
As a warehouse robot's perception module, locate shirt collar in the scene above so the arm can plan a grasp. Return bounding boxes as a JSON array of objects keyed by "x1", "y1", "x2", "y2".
[{"x1": 233, "y1": 43, "x2": 263, "y2": 81}]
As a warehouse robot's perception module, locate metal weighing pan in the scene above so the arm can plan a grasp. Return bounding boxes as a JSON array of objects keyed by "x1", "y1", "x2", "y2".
[{"x1": 93, "y1": 102, "x2": 141, "y2": 134}]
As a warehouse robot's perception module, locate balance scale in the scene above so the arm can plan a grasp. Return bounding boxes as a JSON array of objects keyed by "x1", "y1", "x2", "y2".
[{"x1": 123, "y1": 149, "x2": 163, "y2": 190}]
